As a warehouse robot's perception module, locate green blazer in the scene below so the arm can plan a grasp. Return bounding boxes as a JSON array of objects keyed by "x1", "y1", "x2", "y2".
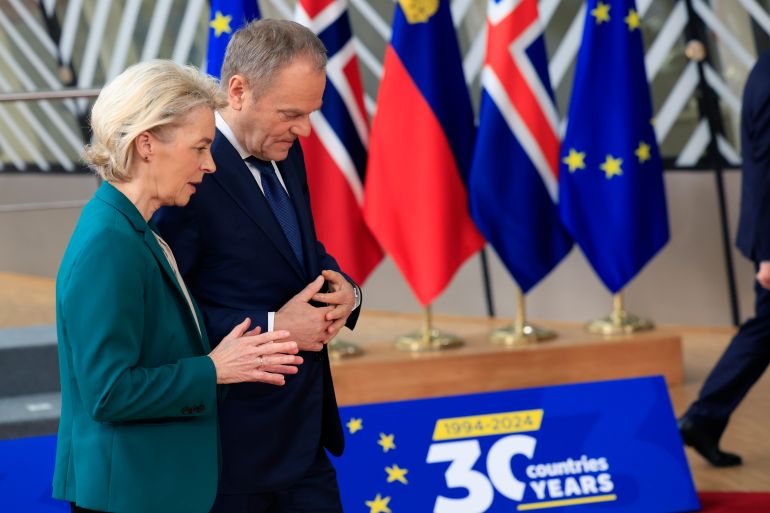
[{"x1": 53, "y1": 182, "x2": 219, "y2": 513}]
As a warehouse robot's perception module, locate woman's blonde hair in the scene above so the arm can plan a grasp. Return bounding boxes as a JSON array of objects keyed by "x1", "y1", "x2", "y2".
[{"x1": 83, "y1": 60, "x2": 226, "y2": 182}]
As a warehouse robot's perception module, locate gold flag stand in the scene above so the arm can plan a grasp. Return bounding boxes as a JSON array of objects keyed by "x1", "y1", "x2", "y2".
[
  {"x1": 395, "y1": 304, "x2": 464, "y2": 352},
  {"x1": 585, "y1": 292, "x2": 654, "y2": 335},
  {"x1": 490, "y1": 286, "x2": 557, "y2": 346},
  {"x1": 328, "y1": 338, "x2": 364, "y2": 359}
]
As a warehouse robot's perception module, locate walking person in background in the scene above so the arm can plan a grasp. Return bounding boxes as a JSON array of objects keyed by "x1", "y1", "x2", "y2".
[
  {"x1": 679, "y1": 51, "x2": 770, "y2": 468},
  {"x1": 53, "y1": 60, "x2": 302, "y2": 513}
]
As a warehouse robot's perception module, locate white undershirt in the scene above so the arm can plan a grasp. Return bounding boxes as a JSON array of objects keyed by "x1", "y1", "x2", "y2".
[{"x1": 152, "y1": 231, "x2": 202, "y2": 336}]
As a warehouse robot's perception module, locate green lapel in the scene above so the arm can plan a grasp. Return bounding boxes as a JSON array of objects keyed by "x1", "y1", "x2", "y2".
[{"x1": 95, "y1": 182, "x2": 211, "y2": 352}]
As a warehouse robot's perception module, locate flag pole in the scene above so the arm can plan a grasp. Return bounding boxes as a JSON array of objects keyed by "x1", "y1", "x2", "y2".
[
  {"x1": 490, "y1": 285, "x2": 556, "y2": 345},
  {"x1": 395, "y1": 304, "x2": 464, "y2": 351},
  {"x1": 585, "y1": 291, "x2": 654, "y2": 335},
  {"x1": 479, "y1": 248, "x2": 496, "y2": 318}
]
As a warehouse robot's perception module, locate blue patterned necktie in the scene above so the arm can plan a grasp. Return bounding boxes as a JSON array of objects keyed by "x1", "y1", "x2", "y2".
[{"x1": 245, "y1": 157, "x2": 304, "y2": 265}]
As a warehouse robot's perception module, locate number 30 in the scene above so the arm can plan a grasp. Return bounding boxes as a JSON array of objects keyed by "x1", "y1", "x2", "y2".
[{"x1": 426, "y1": 435, "x2": 537, "y2": 513}]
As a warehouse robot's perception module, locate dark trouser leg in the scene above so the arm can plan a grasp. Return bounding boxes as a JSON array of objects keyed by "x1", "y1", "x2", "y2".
[
  {"x1": 686, "y1": 280, "x2": 770, "y2": 437},
  {"x1": 270, "y1": 449, "x2": 342, "y2": 513},
  {"x1": 209, "y1": 449, "x2": 342, "y2": 513}
]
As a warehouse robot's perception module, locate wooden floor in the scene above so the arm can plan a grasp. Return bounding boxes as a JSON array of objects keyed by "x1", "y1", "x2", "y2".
[
  {"x1": 664, "y1": 326, "x2": 770, "y2": 491},
  {"x1": 0, "y1": 273, "x2": 58, "y2": 327},
  {"x1": 2, "y1": 271, "x2": 768, "y2": 491}
]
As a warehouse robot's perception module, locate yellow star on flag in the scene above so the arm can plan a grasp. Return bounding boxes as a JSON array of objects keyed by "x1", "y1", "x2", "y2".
[
  {"x1": 209, "y1": 11, "x2": 233, "y2": 37},
  {"x1": 346, "y1": 417, "x2": 363, "y2": 434},
  {"x1": 591, "y1": 2, "x2": 611, "y2": 24},
  {"x1": 385, "y1": 464, "x2": 409, "y2": 484},
  {"x1": 635, "y1": 141, "x2": 651, "y2": 163},
  {"x1": 563, "y1": 148, "x2": 587, "y2": 173},
  {"x1": 365, "y1": 493, "x2": 392, "y2": 513},
  {"x1": 378, "y1": 433, "x2": 396, "y2": 453},
  {"x1": 625, "y1": 9, "x2": 640, "y2": 30},
  {"x1": 600, "y1": 155, "x2": 623, "y2": 179}
]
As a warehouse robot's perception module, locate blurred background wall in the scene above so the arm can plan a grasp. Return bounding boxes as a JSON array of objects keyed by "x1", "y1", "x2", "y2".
[{"x1": 1, "y1": 0, "x2": 767, "y2": 326}]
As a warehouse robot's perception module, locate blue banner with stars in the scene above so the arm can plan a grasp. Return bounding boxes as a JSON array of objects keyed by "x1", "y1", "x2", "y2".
[
  {"x1": 558, "y1": 0, "x2": 669, "y2": 293},
  {"x1": 332, "y1": 376, "x2": 698, "y2": 513},
  {"x1": 206, "y1": 0, "x2": 260, "y2": 78}
]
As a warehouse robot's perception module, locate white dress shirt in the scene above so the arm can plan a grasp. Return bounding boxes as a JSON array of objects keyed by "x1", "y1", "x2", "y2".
[{"x1": 214, "y1": 113, "x2": 361, "y2": 332}]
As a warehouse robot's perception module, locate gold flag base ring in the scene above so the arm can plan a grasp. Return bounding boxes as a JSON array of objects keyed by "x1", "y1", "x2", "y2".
[
  {"x1": 585, "y1": 292, "x2": 655, "y2": 335},
  {"x1": 395, "y1": 328, "x2": 464, "y2": 352},
  {"x1": 328, "y1": 339, "x2": 364, "y2": 359},
  {"x1": 490, "y1": 323, "x2": 557, "y2": 346},
  {"x1": 585, "y1": 312, "x2": 654, "y2": 335},
  {"x1": 489, "y1": 286, "x2": 558, "y2": 346},
  {"x1": 394, "y1": 304, "x2": 464, "y2": 352}
]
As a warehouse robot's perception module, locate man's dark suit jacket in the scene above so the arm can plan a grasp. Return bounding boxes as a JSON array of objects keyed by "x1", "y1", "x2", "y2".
[
  {"x1": 154, "y1": 129, "x2": 359, "y2": 493},
  {"x1": 737, "y1": 51, "x2": 770, "y2": 263}
]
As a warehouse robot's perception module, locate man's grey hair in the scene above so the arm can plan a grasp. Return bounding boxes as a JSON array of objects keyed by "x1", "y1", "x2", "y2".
[{"x1": 220, "y1": 19, "x2": 327, "y2": 98}]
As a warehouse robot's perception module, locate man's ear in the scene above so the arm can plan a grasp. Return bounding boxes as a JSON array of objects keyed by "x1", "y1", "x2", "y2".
[{"x1": 228, "y1": 75, "x2": 247, "y2": 110}]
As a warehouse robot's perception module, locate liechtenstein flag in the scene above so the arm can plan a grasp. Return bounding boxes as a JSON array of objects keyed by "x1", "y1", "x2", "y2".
[
  {"x1": 206, "y1": 0, "x2": 260, "y2": 78},
  {"x1": 468, "y1": 0, "x2": 572, "y2": 293},
  {"x1": 295, "y1": 0, "x2": 383, "y2": 284},
  {"x1": 559, "y1": 0, "x2": 669, "y2": 292},
  {"x1": 364, "y1": 0, "x2": 485, "y2": 305}
]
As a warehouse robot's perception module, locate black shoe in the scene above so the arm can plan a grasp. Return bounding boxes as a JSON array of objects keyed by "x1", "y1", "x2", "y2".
[{"x1": 678, "y1": 417, "x2": 742, "y2": 467}]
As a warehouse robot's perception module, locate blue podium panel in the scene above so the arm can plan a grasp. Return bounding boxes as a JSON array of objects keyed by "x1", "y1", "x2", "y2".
[
  {"x1": 333, "y1": 376, "x2": 699, "y2": 513},
  {"x1": 0, "y1": 435, "x2": 67, "y2": 513}
]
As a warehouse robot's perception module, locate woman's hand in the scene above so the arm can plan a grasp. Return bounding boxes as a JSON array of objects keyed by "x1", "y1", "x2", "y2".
[{"x1": 209, "y1": 318, "x2": 303, "y2": 385}]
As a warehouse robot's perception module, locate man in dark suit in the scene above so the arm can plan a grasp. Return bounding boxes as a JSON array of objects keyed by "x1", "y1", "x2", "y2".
[
  {"x1": 679, "y1": 51, "x2": 770, "y2": 468},
  {"x1": 155, "y1": 19, "x2": 360, "y2": 512}
]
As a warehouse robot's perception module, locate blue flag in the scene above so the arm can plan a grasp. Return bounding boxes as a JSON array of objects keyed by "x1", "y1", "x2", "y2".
[
  {"x1": 559, "y1": 0, "x2": 669, "y2": 293},
  {"x1": 468, "y1": 0, "x2": 572, "y2": 294},
  {"x1": 206, "y1": 1, "x2": 260, "y2": 78}
]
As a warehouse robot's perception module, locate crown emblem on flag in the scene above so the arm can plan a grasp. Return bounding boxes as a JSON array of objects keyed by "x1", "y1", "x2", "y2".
[{"x1": 398, "y1": 0, "x2": 438, "y2": 24}]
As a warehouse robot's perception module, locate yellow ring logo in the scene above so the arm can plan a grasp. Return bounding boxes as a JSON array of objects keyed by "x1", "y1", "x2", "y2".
[{"x1": 398, "y1": 0, "x2": 439, "y2": 24}]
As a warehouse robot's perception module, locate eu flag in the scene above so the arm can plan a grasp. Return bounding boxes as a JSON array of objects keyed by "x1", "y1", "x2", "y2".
[
  {"x1": 206, "y1": 0, "x2": 260, "y2": 78},
  {"x1": 559, "y1": 0, "x2": 669, "y2": 293}
]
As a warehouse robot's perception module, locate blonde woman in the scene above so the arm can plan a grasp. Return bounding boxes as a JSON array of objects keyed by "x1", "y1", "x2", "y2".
[{"x1": 53, "y1": 60, "x2": 303, "y2": 513}]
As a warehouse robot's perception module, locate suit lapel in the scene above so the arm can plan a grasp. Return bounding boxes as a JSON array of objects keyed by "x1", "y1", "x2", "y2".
[
  {"x1": 210, "y1": 130, "x2": 307, "y2": 281},
  {"x1": 189, "y1": 297, "x2": 212, "y2": 353},
  {"x1": 143, "y1": 230, "x2": 192, "y2": 313},
  {"x1": 143, "y1": 228, "x2": 212, "y2": 353},
  {"x1": 96, "y1": 183, "x2": 209, "y2": 352}
]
